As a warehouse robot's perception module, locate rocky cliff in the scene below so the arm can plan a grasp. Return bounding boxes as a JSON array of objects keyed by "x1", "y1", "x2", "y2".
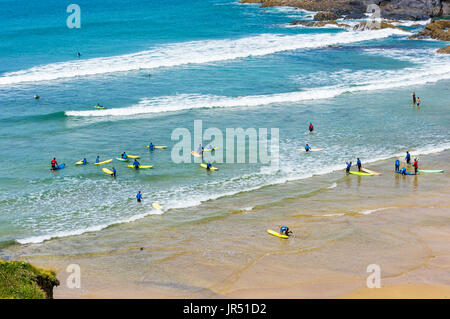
[{"x1": 241, "y1": 0, "x2": 450, "y2": 20}]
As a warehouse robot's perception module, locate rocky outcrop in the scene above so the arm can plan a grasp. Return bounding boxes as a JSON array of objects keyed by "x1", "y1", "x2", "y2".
[
  {"x1": 437, "y1": 45, "x2": 450, "y2": 53},
  {"x1": 409, "y1": 20, "x2": 450, "y2": 41},
  {"x1": 290, "y1": 19, "x2": 350, "y2": 28},
  {"x1": 240, "y1": 0, "x2": 450, "y2": 20},
  {"x1": 0, "y1": 260, "x2": 60, "y2": 299},
  {"x1": 314, "y1": 11, "x2": 339, "y2": 21},
  {"x1": 353, "y1": 21, "x2": 408, "y2": 31}
]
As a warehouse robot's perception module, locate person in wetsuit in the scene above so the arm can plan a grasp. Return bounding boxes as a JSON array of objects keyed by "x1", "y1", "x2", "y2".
[
  {"x1": 309, "y1": 122, "x2": 314, "y2": 132},
  {"x1": 413, "y1": 158, "x2": 418, "y2": 174},
  {"x1": 412, "y1": 92, "x2": 416, "y2": 105},
  {"x1": 356, "y1": 158, "x2": 362, "y2": 172},
  {"x1": 395, "y1": 158, "x2": 400, "y2": 171},
  {"x1": 51, "y1": 157, "x2": 58, "y2": 170},
  {"x1": 136, "y1": 191, "x2": 143, "y2": 203},
  {"x1": 346, "y1": 161, "x2": 352, "y2": 173},
  {"x1": 280, "y1": 226, "x2": 292, "y2": 236},
  {"x1": 206, "y1": 162, "x2": 212, "y2": 170},
  {"x1": 133, "y1": 159, "x2": 140, "y2": 169},
  {"x1": 305, "y1": 144, "x2": 311, "y2": 152},
  {"x1": 148, "y1": 142, "x2": 155, "y2": 150},
  {"x1": 405, "y1": 151, "x2": 411, "y2": 165}
]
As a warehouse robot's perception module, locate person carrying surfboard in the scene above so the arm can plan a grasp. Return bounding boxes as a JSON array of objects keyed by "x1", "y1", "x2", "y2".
[
  {"x1": 395, "y1": 158, "x2": 400, "y2": 171},
  {"x1": 132, "y1": 159, "x2": 140, "y2": 169},
  {"x1": 51, "y1": 157, "x2": 58, "y2": 170},
  {"x1": 309, "y1": 122, "x2": 314, "y2": 132},
  {"x1": 136, "y1": 191, "x2": 143, "y2": 203},
  {"x1": 356, "y1": 158, "x2": 362, "y2": 172},
  {"x1": 346, "y1": 161, "x2": 352, "y2": 173},
  {"x1": 413, "y1": 158, "x2": 419, "y2": 174},
  {"x1": 405, "y1": 151, "x2": 411, "y2": 165},
  {"x1": 280, "y1": 226, "x2": 292, "y2": 236},
  {"x1": 304, "y1": 144, "x2": 311, "y2": 152}
]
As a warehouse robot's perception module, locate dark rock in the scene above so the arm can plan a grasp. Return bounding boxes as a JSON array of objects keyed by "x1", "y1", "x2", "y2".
[
  {"x1": 409, "y1": 20, "x2": 450, "y2": 41},
  {"x1": 437, "y1": 45, "x2": 450, "y2": 54},
  {"x1": 314, "y1": 11, "x2": 338, "y2": 21}
]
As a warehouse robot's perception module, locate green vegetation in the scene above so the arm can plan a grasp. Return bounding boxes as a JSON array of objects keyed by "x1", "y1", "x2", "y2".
[{"x1": 0, "y1": 259, "x2": 59, "y2": 299}]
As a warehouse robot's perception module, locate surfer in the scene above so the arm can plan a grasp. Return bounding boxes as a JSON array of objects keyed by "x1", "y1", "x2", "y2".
[
  {"x1": 395, "y1": 158, "x2": 400, "y2": 171},
  {"x1": 206, "y1": 162, "x2": 212, "y2": 170},
  {"x1": 82, "y1": 158, "x2": 87, "y2": 165},
  {"x1": 309, "y1": 122, "x2": 314, "y2": 132},
  {"x1": 305, "y1": 144, "x2": 311, "y2": 152},
  {"x1": 112, "y1": 167, "x2": 116, "y2": 178},
  {"x1": 51, "y1": 157, "x2": 58, "y2": 170},
  {"x1": 132, "y1": 159, "x2": 140, "y2": 169},
  {"x1": 346, "y1": 161, "x2": 352, "y2": 173},
  {"x1": 401, "y1": 167, "x2": 407, "y2": 175},
  {"x1": 411, "y1": 92, "x2": 416, "y2": 105},
  {"x1": 136, "y1": 191, "x2": 143, "y2": 203},
  {"x1": 356, "y1": 158, "x2": 362, "y2": 172},
  {"x1": 34, "y1": 94, "x2": 40, "y2": 100},
  {"x1": 413, "y1": 158, "x2": 419, "y2": 174},
  {"x1": 197, "y1": 144, "x2": 204, "y2": 155},
  {"x1": 280, "y1": 226, "x2": 292, "y2": 236},
  {"x1": 121, "y1": 152, "x2": 127, "y2": 159},
  {"x1": 148, "y1": 142, "x2": 155, "y2": 150},
  {"x1": 77, "y1": 52, "x2": 81, "y2": 58},
  {"x1": 416, "y1": 97, "x2": 421, "y2": 107},
  {"x1": 96, "y1": 156, "x2": 100, "y2": 164},
  {"x1": 405, "y1": 151, "x2": 411, "y2": 165}
]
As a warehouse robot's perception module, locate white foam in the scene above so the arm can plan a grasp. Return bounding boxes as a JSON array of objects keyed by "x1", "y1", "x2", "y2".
[{"x1": 0, "y1": 29, "x2": 408, "y2": 86}]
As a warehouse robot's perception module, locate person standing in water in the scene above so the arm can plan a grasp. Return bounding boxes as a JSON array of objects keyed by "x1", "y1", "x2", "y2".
[
  {"x1": 309, "y1": 122, "x2": 314, "y2": 132},
  {"x1": 136, "y1": 191, "x2": 143, "y2": 203},
  {"x1": 346, "y1": 161, "x2": 352, "y2": 173},
  {"x1": 416, "y1": 97, "x2": 421, "y2": 107},
  {"x1": 405, "y1": 151, "x2": 411, "y2": 165},
  {"x1": 395, "y1": 158, "x2": 400, "y2": 171},
  {"x1": 112, "y1": 167, "x2": 116, "y2": 178},
  {"x1": 412, "y1": 158, "x2": 419, "y2": 174},
  {"x1": 411, "y1": 92, "x2": 416, "y2": 105},
  {"x1": 95, "y1": 156, "x2": 100, "y2": 164},
  {"x1": 280, "y1": 226, "x2": 292, "y2": 236},
  {"x1": 356, "y1": 158, "x2": 362, "y2": 172},
  {"x1": 77, "y1": 52, "x2": 81, "y2": 58},
  {"x1": 51, "y1": 157, "x2": 58, "y2": 170},
  {"x1": 304, "y1": 144, "x2": 311, "y2": 152}
]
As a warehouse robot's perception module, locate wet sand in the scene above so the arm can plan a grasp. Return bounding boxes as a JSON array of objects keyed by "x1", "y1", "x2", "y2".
[{"x1": 2, "y1": 150, "x2": 449, "y2": 298}]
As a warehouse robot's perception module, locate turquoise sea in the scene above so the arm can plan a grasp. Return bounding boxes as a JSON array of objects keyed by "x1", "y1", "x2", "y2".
[{"x1": 0, "y1": 0, "x2": 449, "y2": 245}]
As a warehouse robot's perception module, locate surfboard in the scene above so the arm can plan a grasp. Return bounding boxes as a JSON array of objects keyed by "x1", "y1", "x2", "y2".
[
  {"x1": 298, "y1": 148, "x2": 324, "y2": 152},
  {"x1": 115, "y1": 157, "x2": 129, "y2": 162},
  {"x1": 94, "y1": 159, "x2": 113, "y2": 165},
  {"x1": 127, "y1": 165, "x2": 153, "y2": 169},
  {"x1": 147, "y1": 145, "x2": 167, "y2": 149},
  {"x1": 267, "y1": 229, "x2": 289, "y2": 239},
  {"x1": 361, "y1": 168, "x2": 382, "y2": 176},
  {"x1": 94, "y1": 106, "x2": 106, "y2": 109},
  {"x1": 349, "y1": 171, "x2": 373, "y2": 176},
  {"x1": 191, "y1": 151, "x2": 202, "y2": 158},
  {"x1": 204, "y1": 147, "x2": 217, "y2": 152},
  {"x1": 126, "y1": 155, "x2": 140, "y2": 159},
  {"x1": 200, "y1": 163, "x2": 219, "y2": 171},
  {"x1": 52, "y1": 163, "x2": 65, "y2": 170},
  {"x1": 152, "y1": 203, "x2": 163, "y2": 210},
  {"x1": 75, "y1": 160, "x2": 87, "y2": 165},
  {"x1": 418, "y1": 169, "x2": 443, "y2": 173},
  {"x1": 102, "y1": 168, "x2": 113, "y2": 175},
  {"x1": 396, "y1": 170, "x2": 416, "y2": 175}
]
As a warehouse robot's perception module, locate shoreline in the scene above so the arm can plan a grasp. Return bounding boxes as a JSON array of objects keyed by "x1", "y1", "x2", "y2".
[{"x1": 2, "y1": 149, "x2": 449, "y2": 299}]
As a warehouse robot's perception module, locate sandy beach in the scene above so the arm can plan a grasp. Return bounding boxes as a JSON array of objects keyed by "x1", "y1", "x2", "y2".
[{"x1": 2, "y1": 150, "x2": 448, "y2": 299}]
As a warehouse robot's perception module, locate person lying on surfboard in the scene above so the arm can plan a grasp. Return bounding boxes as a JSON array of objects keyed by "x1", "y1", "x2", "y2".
[
  {"x1": 280, "y1": 226, "x2": 292, "y2": 236},
  {"x1": 132, "y1": 159, "x2": 140, "y2": 169},
  {"x1": 304, "y1": 144, "x2": 311, "y2": 152},
  {"x1": 346, "y1": 162, "x2": 352, "y2": 173},
  {"x1": 356, "y1": 158, "x2": 362, "y2": 172}
]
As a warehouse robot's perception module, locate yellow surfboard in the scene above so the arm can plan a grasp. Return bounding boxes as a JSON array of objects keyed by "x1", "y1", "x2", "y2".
[
  {"x1": 126, "y1": 155, "x2": 140, "y2": 159},
  {"x1": 102, "y1": 168, "x2": 113, "y2": 175},
  {"x1": 75, "y1": 160, "x2": 87, "y2": 165},
  {"x1": 200, "y1": 163, "x2": 219, "y2": 171},
  {"x1": 349, "y1": 171, "x2": 373, "y2": 176},
  {"x1": 94, "y1": 159, "x2": 113, "y2": 165},
  {"x1": 147, "y1": 145, "x2": 167, "y2": 149},
  {"x1": 267, "y1": 229, "x2": 289, "y2": 239},
  {"x1": 152, "y1": 202, "x2": 163, "y2": 210},
  {"x1": 128, "y1": 165, "x2": 153, "y2": 169}
]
